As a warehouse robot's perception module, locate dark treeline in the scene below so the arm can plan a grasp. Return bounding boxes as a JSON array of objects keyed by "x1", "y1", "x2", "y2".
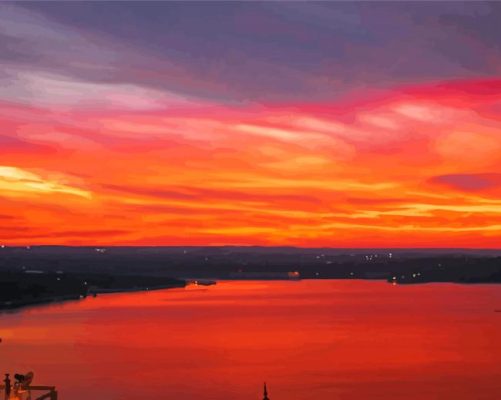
[{"x1": 0, "y1": 246, "x2": 500, "y2": 283}]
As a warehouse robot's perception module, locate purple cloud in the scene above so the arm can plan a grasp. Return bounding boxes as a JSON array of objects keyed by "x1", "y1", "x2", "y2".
[
  {"x1": 430, "y1": 173, "x2": 501, "y2": 191},
  {"x1": 1, "y1": 2, "x2": 500, "y2": 104}
]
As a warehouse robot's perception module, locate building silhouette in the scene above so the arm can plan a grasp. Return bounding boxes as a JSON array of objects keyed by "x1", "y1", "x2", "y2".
[{"x1": 263, "y1": 382, "x2": 270, "y2": 400}]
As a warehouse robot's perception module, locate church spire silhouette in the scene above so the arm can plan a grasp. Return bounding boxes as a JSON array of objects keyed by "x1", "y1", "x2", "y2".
[{"x1": 263, "y1": 382, "x2": 270, "y2": 400}]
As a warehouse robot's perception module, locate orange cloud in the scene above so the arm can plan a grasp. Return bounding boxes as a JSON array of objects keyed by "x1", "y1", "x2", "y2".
[{"x1": 1, "y1": 78, "x2": 501, "y2": 247}]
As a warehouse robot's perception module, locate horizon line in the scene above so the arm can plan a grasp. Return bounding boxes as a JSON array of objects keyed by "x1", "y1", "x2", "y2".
[{"x1": 2, "y1": 244, "x2": 501, "y2": 251}]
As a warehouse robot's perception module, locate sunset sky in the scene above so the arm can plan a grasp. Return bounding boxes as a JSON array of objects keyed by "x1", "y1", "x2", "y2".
[{"x1": 1, "y1": 2, "x2": 501, "y2": 247}]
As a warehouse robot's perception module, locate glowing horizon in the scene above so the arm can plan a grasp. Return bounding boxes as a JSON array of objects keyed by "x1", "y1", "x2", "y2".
[{"x1": 1, "y1": 3, "x2": 501, "y2": 247}]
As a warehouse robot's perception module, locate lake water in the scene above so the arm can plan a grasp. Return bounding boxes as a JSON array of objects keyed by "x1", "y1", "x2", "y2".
[{"x1": 1, "y1": 280, "x2": 500, "y2": 400}]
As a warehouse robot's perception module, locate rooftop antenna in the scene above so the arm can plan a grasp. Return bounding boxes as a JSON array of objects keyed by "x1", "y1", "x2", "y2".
[{"x1": 263, "y1": 382, "x2": 270, "y2": 400}]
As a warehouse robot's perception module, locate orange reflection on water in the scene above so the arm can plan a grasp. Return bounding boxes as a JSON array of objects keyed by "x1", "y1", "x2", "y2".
[{"x1": 1, "y1": 280, "x2": 501, "y2": 400}]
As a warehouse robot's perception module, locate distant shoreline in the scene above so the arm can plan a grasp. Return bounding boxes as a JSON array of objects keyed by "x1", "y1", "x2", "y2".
[
  {"x1": 0, "y1": 283, "x2": 187, "y2": 311},
  {"x1": 2, "y1": 277, "x2": 501, "y2": 313},
  {"x1": 88, "y1": 282, "x2": 188, "y2": 295},
  {"x1": 0, "y1": 271, "x2": 186, "y2": 311},
  {"x1": 0, "y1": 294, "x2": 83, "y2": 311}
]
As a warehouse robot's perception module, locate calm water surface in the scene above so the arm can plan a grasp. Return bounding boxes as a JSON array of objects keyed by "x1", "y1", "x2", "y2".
[{"x1": 1, "y1": 280, "x2": 500, "y2": 400}]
